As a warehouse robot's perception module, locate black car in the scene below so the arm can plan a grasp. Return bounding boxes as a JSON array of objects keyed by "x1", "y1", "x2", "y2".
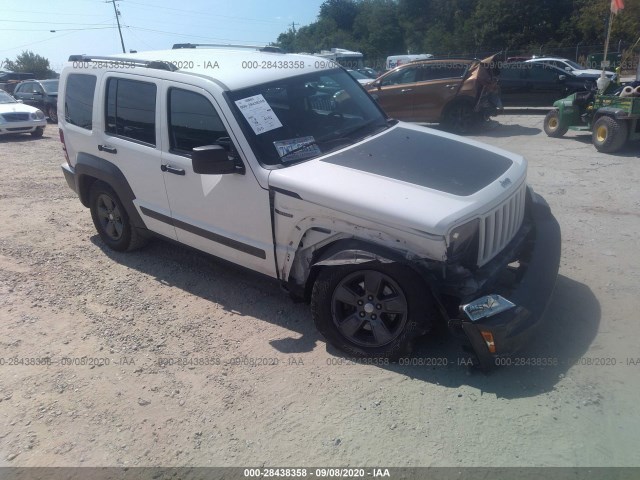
[
  {"x1": 13, "y1": 79, "x2": 59, "y2": 123},
  {"x1": 500, "y1": 62, "x2": 597, "y2": 107}
]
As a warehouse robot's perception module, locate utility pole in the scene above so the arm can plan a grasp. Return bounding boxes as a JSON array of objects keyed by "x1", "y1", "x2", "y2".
[
  {"x1": 290, "y1": 21, "x2": 297, "y2": 33},
  {"x1": 110, "y1": 0, "x2": 126, "y2": 53}
]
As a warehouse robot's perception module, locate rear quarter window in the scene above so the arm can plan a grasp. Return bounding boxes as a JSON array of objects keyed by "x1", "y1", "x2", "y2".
[{"x1": 65, "y1": 74, "x2": 97, "y2": 130}]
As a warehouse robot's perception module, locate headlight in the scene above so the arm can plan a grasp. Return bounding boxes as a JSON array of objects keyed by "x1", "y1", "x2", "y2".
[
  {"x1": 447, "y1": 219, "x2": 479, "y2": 265},
  {"x1": 34, "y1": 110, "x2": 45, "y2": 120}
]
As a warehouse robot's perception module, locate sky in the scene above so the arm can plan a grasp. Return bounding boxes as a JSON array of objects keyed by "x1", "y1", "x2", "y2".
[{"x1": 1, "y1": 0, "x2": 325, "y2": 73}]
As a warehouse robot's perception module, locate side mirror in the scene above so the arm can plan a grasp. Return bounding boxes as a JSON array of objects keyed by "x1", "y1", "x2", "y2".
[
  {"x1": 565, "y1": 67, "x2": 571, "y2": 72},
  {"x1": 192, "y1": 145, "x2": 243, "y2": 175}
]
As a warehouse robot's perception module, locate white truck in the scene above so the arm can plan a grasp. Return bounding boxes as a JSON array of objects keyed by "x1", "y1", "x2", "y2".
[
  {"x1": 386, "y1": 54, "x2": 433, "y2": 71},
  {"x1": 58, "y1": 45, "x2": 560, "y2": 369}
]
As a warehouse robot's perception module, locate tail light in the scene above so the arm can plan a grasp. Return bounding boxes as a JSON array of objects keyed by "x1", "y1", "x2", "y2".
[{"x1": 59, "y1": 128, "x2": 70, "y2": 165}]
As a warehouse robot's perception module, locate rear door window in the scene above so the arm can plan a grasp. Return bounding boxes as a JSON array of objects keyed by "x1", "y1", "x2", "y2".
[{"x1": 105, "y1": 78, "x2": 156, "y2": 145}]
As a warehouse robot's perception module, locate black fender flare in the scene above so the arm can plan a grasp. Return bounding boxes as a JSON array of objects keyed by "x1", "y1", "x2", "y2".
[
  {"x1": 594, "y1": 107, "x2": 632, "y2": 121},
  {"x1": 74, "y1": 153, "x2": 146, "y2": 229},
  {"x1": 294, "y1": 238, "x2": 441, "y2": 305}
]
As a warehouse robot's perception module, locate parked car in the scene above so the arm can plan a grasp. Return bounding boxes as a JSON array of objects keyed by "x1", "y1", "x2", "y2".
[
  {"x1": 58, "y1": 48, "x2": 560, "y2": 368},
  {"x1": 13, "y1": 79, "x2": 59, "y2": 123},
  {"x1": 364, "y1": 57, "x2": 499, "y2": 131},
  {"x1": 346, "y1": 69, "x2": 373, "y2": 85},
  {"x1": 525, "y1": 57, "x2": 616, "y2": 79},
  {"x1": 500, "y1": 62, "x2": 602, "y2": 106},
  {"x1": 356, "y1": 67, "x2": 379, "y2": 79},
  {"x1": 0, "y1": 89, "x2": 47, "y2": 137}
]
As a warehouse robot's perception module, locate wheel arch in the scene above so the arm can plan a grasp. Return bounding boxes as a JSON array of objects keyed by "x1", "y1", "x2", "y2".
[
  {"x1": 441, "y1": 95, "x2": 476, "y2": 119},
  {"x1": 74, "y1": 153, "x2": 147, "y2": 230},
  {"x1": 593, "y1": 107, "x2": 631, "y2": 122},
  {"x1": 290, "y1": 237, "x2": 439, "y2": 304}
]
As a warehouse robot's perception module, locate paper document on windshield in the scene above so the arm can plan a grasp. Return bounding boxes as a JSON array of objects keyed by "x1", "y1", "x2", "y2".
[
  {"x1": 273, "y1": 136, "x2": 321, "y2": 162},
  {"x1": 234, "y1": 94, "x2": 283, "y2": 135}
]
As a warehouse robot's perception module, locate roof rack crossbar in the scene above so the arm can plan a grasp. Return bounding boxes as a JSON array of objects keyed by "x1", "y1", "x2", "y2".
[
  {"x1": 67, "y1": 55, "x2": 178, "y2": 72},
  {"x1": 172, "y1": 43, "x2": 284, "y2": 53}
]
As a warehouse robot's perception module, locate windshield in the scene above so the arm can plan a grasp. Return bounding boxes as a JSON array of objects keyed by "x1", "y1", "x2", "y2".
[
  {"x1": 563, "y1": 60, "x2": 585, "y2": 70},
  {"x1": 227, "y1": 68, "x2": 389, "y2": 167},
  {"x1": 347, "y1": 69, "x2": 369, "y2": 80},
  {"x1": 41, "y1": 80, "x2": 59, "y2": 93},
  {"x1": 0, "y1": 90, "x2": 17, "y2": 104}
]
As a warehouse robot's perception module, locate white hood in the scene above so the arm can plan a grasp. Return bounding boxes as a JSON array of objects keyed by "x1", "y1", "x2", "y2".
[{"x1": 269, "y1": 123, "x2": 527, "y2": 236}]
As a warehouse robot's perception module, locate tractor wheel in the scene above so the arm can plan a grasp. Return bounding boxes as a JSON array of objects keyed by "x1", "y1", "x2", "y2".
[
  {"x1": 543, "y1": 110, "x2": 568, "y2": 138},
  {"x1": 592, "y1": 116, "x2": 628, "y2": 153}
]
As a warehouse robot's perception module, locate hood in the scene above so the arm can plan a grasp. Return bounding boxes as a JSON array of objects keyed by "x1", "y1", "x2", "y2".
[
  {"x1": 0, "y1": 102, "x2": 42, "y2": 114},
  {"x1": 268, "y1": 123, "x2": 527, "y2": 236},
  {"x1": 573, "y1": 69, "x2": 615, "y2": 77}
]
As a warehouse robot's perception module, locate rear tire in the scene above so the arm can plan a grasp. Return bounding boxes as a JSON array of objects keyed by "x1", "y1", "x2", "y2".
[
  {"x1": 89, "y1": 181, "x2": 147, "y2": 252},
  {"x1": 543, "y1": 110, "x2": 568, "y2": 137},
  {"x1": 311, "y1": 263, "x2": 435, "y2": 359},
  {"x1": 442, "y1": 101, "x2": 479, "y2": 133},
  {"x1": 592, "y1": 116, "x2": 628, "y2": 153},
  {"x1": 47, "y1": 105, "x2": 58, "y2": 123}
]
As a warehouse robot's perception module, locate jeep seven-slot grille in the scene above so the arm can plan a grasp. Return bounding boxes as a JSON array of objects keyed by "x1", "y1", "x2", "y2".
[
  {"x1": 2, "y1": 113, "x2": 30, "y2": 122},
  {"x1": 477, "y1": 183, "x2": 527, "y2": 266}
]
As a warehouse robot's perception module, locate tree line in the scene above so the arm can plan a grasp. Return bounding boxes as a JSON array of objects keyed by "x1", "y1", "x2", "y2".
[{"x1": 276, "y1": 0, "x2": 640, "y2": 68}]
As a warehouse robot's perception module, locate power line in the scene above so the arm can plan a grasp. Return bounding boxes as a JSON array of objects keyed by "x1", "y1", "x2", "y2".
[
  {"x1": 0, "y1": 19, "x2": 114, "y2": 26},
  {"x1": 124, "y1": 0, "x2": 285, "y2": 24},
  {"x1": 124, "y1": 25, "x2": 270, "y2": 44}
]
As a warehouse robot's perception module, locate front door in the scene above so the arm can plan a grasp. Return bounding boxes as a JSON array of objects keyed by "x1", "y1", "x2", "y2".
[{"x1": 160, "y1": 82, "x2": 276, "y2": 276}]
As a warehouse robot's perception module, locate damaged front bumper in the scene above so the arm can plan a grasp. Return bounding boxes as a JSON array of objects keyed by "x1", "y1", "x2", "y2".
[{"x1": 449, "y1": 190, "x2": 561, "y2": 370}]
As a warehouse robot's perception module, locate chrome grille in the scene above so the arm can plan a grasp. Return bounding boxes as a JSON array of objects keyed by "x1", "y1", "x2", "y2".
[
  {"x1": 477, "y1": 183, "x2": 527, "y2": 266},
  {"x1": 2, "y1": 113, "x2": 30, "y2": 122}
]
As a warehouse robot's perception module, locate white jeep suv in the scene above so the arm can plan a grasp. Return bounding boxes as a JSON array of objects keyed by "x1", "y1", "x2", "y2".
[{"x1": 59, "y1": 46, "x2": 561, "y2": 369}]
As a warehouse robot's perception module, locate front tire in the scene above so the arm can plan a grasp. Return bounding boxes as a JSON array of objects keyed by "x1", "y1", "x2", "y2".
[
  {"x1": 89, "y1": 181, "x2": 147, "y2": 252},
  {"x1": 543, "y1": 110, "x2": 568, "y2": 137},
  {"x1": 592, "y1": 116, "x2": 628, "y2": 153},
  {"x1": 30, "y1": 127, "x2": 44, "y2": 138},
  {"x1": 311, "y1": 263, "x2": 435, "y2": 359}
]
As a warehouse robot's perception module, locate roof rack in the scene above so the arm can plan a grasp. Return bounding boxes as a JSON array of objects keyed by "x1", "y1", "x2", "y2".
[
  {"x1": 67, "y1": 55, "x2": 178, "y2": 72},
  {"x1": 172, "y1": 43, "x2": 284, "y2": 53}
]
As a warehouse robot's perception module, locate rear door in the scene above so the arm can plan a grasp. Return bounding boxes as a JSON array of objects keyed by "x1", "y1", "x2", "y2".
[
  {"x1": 97, "y1": 73, "x2": 177, "y2": 240},
  {"x1": 410, "y1": 62, "x2": 470, "y2": 121},
  {"x1": 13, "y1": 82, "x2": 37, "y2": 107}
]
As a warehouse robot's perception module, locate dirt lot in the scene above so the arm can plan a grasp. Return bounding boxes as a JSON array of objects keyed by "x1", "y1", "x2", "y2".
[{"x1": 0, "y1": 115, "x2": 639, "y2": 469}]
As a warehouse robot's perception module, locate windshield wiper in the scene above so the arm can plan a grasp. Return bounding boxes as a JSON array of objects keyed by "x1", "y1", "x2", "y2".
[
  {"x1": 335, "y1": 118, "x2": 388, "y2": 141},
  {"x1": 279, "y1": 140, "x2": 320, "y2": 161},
  {"x1": 279, "y1": 136, "x2": 354, "y2": 162}
]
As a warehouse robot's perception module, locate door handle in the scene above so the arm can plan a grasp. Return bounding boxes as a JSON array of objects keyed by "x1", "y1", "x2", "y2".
[
  {"x1": 445, "y1": 84, "x2": 458, "y2": 89},
  {"x1": 401, "y1": 88, "x2": 412, "y2": 93},
  {"x1": 161, "y1": 164, "x2": 185, "y2": 176},
  {"x1": 98, "y1": 144, "x2": 117, "y2": 154}
]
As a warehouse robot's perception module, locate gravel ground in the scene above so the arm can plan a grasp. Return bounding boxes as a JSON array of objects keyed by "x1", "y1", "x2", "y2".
[{"x1": 0, "y1": 116, "x2": 639, "y2": 469}]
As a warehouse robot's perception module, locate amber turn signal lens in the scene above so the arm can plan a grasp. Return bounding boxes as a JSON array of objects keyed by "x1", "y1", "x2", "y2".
[{"x1": 480, "y1": 331, "x2": 496, "y2": 354}]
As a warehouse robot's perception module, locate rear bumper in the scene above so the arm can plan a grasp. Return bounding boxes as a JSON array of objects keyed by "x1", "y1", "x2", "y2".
[
  {"x1": 453, "y1": 191, "x2": 561, "y2": 370},
  {"x1": 61, "y1": 163, "x2": 78, "y2": 194}
]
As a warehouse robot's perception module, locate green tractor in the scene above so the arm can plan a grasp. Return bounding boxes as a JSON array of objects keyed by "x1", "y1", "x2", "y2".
[{"x1": 543, "y1": 88, "x2": 640, "y2": 153}]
